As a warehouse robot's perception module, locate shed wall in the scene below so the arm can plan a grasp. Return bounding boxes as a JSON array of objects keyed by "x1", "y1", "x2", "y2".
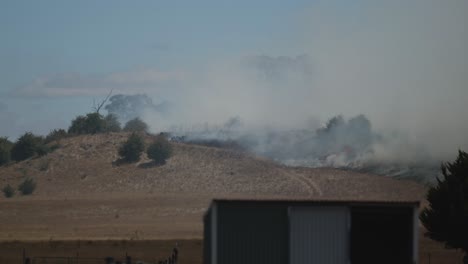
[
  {"x1": 203, "y1": 208, "x2": 212, "y2": 264},
  {"x1": 216, "y1": 202, "x2": 288, "y2": 264}
]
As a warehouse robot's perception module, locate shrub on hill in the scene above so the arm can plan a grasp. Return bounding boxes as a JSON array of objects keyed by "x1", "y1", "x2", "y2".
[
  {"x1": 69, "y1": 113, "x2": 124, "y2": 135},
  {"x1": 2, "y1": 184, "x2": 15, "y2": 198},
  {"x1": 11, "y1": 132, "x2": 47, "y2": 161},
  {"x1": 0, "y1": 137, "x2": 13, "y2": 166},
  {"x1": 45, "y1": 129, "x2": 68, "y2": 144},
  {"x1": 68, "y1": 115, "x2": 87, "y2": 134},
  {"x1": 18, "y1": 178, "x2": 36, "y2": 195},
  {"x1": 123, "y1": 118, "x2": 148, "y2": 133},
  {"x1": 68, "y1": 113, "x2": 108, "y2": 135},
  {"x1": 147, "y1": 135, "x2": 172, "y2": 165},
  {"x1": 118, "y1": 133, "x2": 145, "y2": 163},
  {"x1": 104, "y1": 114, "x2": 121, "y2": 132}
]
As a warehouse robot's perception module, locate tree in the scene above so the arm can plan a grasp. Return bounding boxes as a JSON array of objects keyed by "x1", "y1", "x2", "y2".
[
  {"x1": 118, "y1": 133, "x2": 145, "y2": 163},
  {"x1": 83, "y1": 112, "x2": 106, "y2": 134},
  {"x1": 420, "y1": 150, "x2": 468, "y2": 263},
  {"x1": 123, "y1": 118, "x2": 149, "y2": 133},
  {"x1": 68, "y1": 115, "x2": 87, "y2": 134},
  {"x1": 0, "y1": 137, "x2": 13, "y2": 166},
  {"x1": 68, "y1": 113, "x2": 107, "y2": 135},
  {"x1": 11, "y1": 132, "x2": 45, "y2": 161},
  {"x1": 147, "y1": 135, "x2": 172, "y2": 165}
]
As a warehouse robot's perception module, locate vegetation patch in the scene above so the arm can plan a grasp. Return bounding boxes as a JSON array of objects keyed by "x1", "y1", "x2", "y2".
[
  {"x1": 118, "y1": 133, "x2": 145, "y2": 163},
  {"x1": 2, "y1": 184, "x2": 15, "y2": 198},
  {"x1": 123, "y1": 118, "x2": 148, "y2": 133},
  {"x1": 0, "y1": 137, "x2": 13, "y2": 166},
  {"x1": 18, "y1": 178, "x2": 37, "y2": 195},
  {"x1": 11, "y1": 132, "x2": 49, "y2": 162},
  {"x1": 147, "y1": 135, "x2": 173, "y2": 165}
]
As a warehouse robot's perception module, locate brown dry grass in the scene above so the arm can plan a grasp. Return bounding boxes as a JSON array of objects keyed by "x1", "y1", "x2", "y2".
[
  {"x1": 0, "y1": 239, "x2": 202, "y2": 264},
  {"x1": 0, "y1": 133, "x2": 463, "y2": 263}
]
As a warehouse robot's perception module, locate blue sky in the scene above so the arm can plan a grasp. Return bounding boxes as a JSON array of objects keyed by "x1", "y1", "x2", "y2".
[
  {"x1": 0, "y1": 0, "x2": 467, "y2": 159},
  {"x1": 0, "y1": 0, "x2": 311, "y2": 138}
]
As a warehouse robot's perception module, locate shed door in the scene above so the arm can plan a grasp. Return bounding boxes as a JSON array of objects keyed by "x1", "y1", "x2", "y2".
[{"x1": 289, "y1": 206, "x2": 349, "y2": 264}]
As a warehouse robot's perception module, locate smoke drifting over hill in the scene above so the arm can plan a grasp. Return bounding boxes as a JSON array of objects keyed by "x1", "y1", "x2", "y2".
[{"x1": 97, "y1": 0, "x2": 466, "y2": 184}]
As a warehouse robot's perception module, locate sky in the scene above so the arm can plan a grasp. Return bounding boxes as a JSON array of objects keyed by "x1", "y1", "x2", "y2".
[{"x1": 1, "y1": 0, "x2": 467, "y2": 160}]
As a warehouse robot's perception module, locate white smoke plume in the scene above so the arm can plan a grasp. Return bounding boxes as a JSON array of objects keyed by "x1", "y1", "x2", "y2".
[{"x1": 109, "y1": 0, "x2": 468, "y2": 183}]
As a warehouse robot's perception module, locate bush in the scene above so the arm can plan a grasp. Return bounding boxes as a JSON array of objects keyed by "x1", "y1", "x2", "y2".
[
  {"x1": 2, "y1": 184, "x2": 15, "y2": 198},
  {"x1": 18, "y1": 178, "x2": 36, "y2": 195},
  {"x1": 84, "y1": 112, "x2": 106, "y2": 134},
  {"x1": 11, "y1": 132, "x2": 45, "y2": 161},
  {"x1": 68, "y1": 115, "x2": 87, "y2": 134},
  {"x1": 68, "y1": 113, "x2": 107, "y2": 135},
  {"x1": 118, "y1": 133, "x2": 145, "y2": 162},
  {"x1": 123, "y1": 118, "x2": 148, "y2": 133},
  {"x1": 45, "y1": 129, "x2": 68, "y2": 144},
  {"x1": 147, "y1": 135, "x2": 172, "y2": 165},
  {"x1": 0, "y1": 137, "x2": 13, "y2": 166},
  {"x1": 104, "y1": 114, "x2": 121, "y2": 132}
]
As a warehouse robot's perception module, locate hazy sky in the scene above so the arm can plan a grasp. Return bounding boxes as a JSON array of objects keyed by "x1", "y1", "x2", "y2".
[{"x1": 1, "y1": 0, "x2": 467, "y2": 159}]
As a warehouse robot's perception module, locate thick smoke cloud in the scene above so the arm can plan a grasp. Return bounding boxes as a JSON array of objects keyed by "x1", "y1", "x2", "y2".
[
  {"x1": 134, "y1": 0, "x2": 468, "y2": 181},
  {"x1": 296, "y1": 0, "x2": 468, "y2": 160}
]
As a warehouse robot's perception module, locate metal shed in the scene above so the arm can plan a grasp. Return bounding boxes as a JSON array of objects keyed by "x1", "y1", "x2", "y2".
[{"x1": 204, "y1": 198, "x2": 419, "y2": 264}]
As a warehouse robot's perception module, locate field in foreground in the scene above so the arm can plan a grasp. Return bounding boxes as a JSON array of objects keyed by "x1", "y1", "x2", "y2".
[
  {"x1": 0, "y1": 237, "x2": 464, "y2": 264},
  {"x1": 0, "y1": 133, "x2": 464, "y2": 263},
  {"x1": 0, "y1": 239, "x2": 202, "y2": 264}
]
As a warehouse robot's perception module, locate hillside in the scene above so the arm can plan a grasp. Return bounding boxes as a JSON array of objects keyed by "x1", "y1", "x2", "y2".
[
  {"x1": 0, "y1": 132, "x2": 425, "y2": 200},
  {"x1": 0, "y1": 132, "x2": 426, "y2": 240}
]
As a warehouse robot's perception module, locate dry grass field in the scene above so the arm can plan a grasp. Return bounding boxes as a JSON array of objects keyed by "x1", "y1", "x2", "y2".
[
  {"x1": 0, "y1": 133, "x2": 464, "y2": 263},
  {"x1": 0, "y1": 239, "x2": 203, "y2": 264}
]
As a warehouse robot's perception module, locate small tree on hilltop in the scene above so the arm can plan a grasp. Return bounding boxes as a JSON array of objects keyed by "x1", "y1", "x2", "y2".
[
  {"x1": 83, "y1": 112, "x2": 106, "y2": 134},
  {"x1": 123, "y1": 118, "x2": 148, "y2": 133},
  {"x1": 68, "y1": 115, "x2": 87, "y2": 134},
  {"x1": 147, "y1": 135, "x2": 172, "y2": 165},
  {"x1": 11, "y1": 132, "x2": 45, "y2": 161},
  {"x1": 0, "y1": 137, "x2": 13, "y2": 166},
  {"x1": 420, "y1": 150, "x2": 468, "y2": 263},
  {"x1": 68, "y1": 113, "x2": 107, "y2": 135},
  {"x1": 118, "y1": 133, "x2": 145, "y2": 163},
  {"x1": 104, "y1": 114, "x2": 121, "y2": 132}
]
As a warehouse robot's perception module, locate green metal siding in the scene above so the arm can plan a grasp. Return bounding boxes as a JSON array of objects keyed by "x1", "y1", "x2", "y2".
[
  {"x1": 350, "y1": 206, "x2": 414, "y2": 264},
  {"x1": 203, "y1": 208, "x2": 212, "y2": 264},
  {"x1": 217, "y1": 202, "x2": 288, "y2": 264}
]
